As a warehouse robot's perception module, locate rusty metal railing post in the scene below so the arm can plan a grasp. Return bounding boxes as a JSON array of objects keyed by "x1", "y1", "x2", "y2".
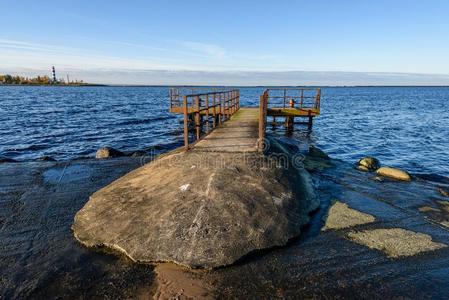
[
  {"x1": 212, "y1": 93, "x2": 217, "y2": 128},
  {"x1": 205, "y1": 94, "x2": 210, "y2": 134},
  {"x1": 258, "y1": 91, "x2": 267, "y2": 152},
  {"x1": 231, "y1": 91, "x2": 234, "y2": 115},
  {"x1": 300, "y1": 89, "x2": 304, "y2": 109},
  {"x1": 316, "y1": 88, "x2": 321, "y2": 111},
  {"x1": 219, "y1": 93, "x2": 223, "y2": 124},
  {"x1": 183, "y1": 95, "x2": 189, "y2": 150},
  {"x1": 195, "y1": 96, "x2": 200, "y2": 140},
  {"x1": 237, "y1": 90, "x2": 240, "y2": 110}
]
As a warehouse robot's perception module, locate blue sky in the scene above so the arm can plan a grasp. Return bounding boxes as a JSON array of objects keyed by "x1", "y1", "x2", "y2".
[{"x1": 1, "y1": 0, "x2": 449, "y2": 85}]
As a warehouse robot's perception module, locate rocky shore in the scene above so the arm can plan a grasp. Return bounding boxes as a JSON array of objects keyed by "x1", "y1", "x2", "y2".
[
  {"x1": 1, "y1": 141, "x2": 449, "y2": 299},
  {"x1": 72, "y1": 139, "x2": 319, "y2": 268}
]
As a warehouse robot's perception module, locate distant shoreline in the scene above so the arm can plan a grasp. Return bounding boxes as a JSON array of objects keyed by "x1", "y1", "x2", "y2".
[
  {"x1": 0, "y1": 83, "x2": 105, "y2": 87},
  {"x1": 1, "y1": 84, "x2": 449, "y2": 88}
]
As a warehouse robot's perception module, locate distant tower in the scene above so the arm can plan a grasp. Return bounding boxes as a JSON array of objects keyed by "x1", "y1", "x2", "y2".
[
  {"x1": 67, "y1": 74, "x2": 70, "y2": 84},
  {"x1": 52, "y1": 66, "x2": 57, "y2": 83}
]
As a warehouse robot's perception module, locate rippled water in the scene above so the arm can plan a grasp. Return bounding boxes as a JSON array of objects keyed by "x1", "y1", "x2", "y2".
[{"x1": 1, "y1": 86, "x2": 448, "y2": 176}]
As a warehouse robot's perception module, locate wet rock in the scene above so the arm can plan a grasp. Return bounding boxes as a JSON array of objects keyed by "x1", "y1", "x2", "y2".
[
  {"x1": 130, "y1": 151, "x2": 146, "y2": 157},
  {"x1": 308, "y1": 146, "x2": 329, "y2": 160},
  {"x1": 153, "y1": 263, "x2": 214, "y2": 299},
  {"x1": 0, "y1": 156, "x2": 16, "y2": 163},
  {"x1": 323, "y1": 201, "x2": 375, "y2": 231},
  {"x1": 376, "y1": 167, "x2": 411, "y2": 181},
  {"x1": 348, "y1": 228, "x2": 446, "y2": 258},
  {"x1": 302, "y1": 146, "x2": 332, "y2": 172},
  {"x1": 73, "y1": 150, "x2": 319, "y2": 269},
  {"x1": 357, "y1": 156, "x2": 380, "y2": 172},
  {"x1": 95, "y1": 147, "x2": 125, "y2": 159},
  {"x1": 438, "y1": 187, "x2": 449, "y2": 198}
]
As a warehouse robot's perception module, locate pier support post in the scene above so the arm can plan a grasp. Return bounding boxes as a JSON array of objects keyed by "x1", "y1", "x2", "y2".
[
  {"x1": 183, "y1": 96, "x2": 189, "y2": 150},
  {"x1": 205, "y1": 95, "x2": 210, "y2": 133},
  {"x1": 195, "y1": 96, "x2": 201, "y2": 140},
  {"x1": 308, "y1": 110, "x2": 313, "y2": 130},
  {"x1": 285, "y1": 99, "x2": 294, "y2": 132}
]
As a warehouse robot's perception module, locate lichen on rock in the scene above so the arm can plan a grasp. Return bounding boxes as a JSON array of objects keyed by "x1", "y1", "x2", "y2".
[
  {"x1": 73, "y1": 145, "x2": 319, "y2": 269},
  {"x1": 347, "y1": 228, "x2": 446, "y2": 258},
  {"x1": 323, "y1": 201, "x2": 376, "y2": 231}
]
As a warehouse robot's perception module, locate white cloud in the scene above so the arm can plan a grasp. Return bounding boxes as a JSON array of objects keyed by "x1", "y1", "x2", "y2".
[{"x1": 179, "y1": 41, "x2": 227, "y2": 59}]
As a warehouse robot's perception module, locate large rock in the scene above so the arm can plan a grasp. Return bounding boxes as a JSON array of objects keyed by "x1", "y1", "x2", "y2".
[
  {"x1": 357, "y1": 156, "x2": 380, "y2": 172},
  {"x1": 376, "y1": 166, "x2": 411, "y2": 181},
  {"x1": 95, "y1": 147, "x2": 125, "y2": 159},
  {"x1": 72, "y1": 150, "x2": 318, "y2": 269}
]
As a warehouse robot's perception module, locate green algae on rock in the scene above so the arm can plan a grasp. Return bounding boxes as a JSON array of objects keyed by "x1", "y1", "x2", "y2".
[{"x1": 323, "y1": 201, "x2": 376, "y2": 231}]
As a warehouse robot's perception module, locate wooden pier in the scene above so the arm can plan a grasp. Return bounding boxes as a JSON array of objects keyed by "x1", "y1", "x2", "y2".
[{"x1": 169, "y1": 87, "x2": 321, "y2": 151}]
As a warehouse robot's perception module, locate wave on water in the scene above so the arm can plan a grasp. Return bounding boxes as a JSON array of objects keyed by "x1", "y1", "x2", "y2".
[{"x1": 0, "y1": 86, "x2": 448, "y2": 178}]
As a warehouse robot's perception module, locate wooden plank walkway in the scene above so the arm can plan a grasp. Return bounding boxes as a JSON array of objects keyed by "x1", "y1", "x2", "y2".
[{"x1": 193, "y1": 108, "x2": 259, "y2": 153}]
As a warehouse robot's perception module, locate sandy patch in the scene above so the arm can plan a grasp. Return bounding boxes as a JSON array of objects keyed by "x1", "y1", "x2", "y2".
[
  {"x1": 323, "y1": 201, "x2": 376, "y2": 231},
  {"x1": 348, "y1": 228, "x2": 446, "y2": 258},
  {"x1": 152, "y1": 263, "x2": 213, "y2": 300}
]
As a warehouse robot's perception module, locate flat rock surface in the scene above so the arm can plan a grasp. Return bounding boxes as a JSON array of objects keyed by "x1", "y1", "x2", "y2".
[
  {"x1": 0, "y1": 158, "x2": 155, "y2": 299},
  {"x1": 323, "y1": 201, "x2": 376, "y2": 230},
  {"x1": 72, "y1": 150, "x2": 319, "y2": 268},
  {"x1": 348, "y1": 228, "x2": 446, "y2": 257},
  {"x1": 2, "y1": 145, "x2": 449, "y2": 299}
]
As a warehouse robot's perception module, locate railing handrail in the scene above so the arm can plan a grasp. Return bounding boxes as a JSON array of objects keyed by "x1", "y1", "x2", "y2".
[
  {"x1": 263, "y1": 88, "x2": 321, "y2": 110},
  {"x1": 174, "y1": 89, "x2": 240, "y2": 150}
]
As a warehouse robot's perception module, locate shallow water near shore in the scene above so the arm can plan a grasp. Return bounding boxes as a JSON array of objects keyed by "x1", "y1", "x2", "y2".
[{"x1": 1, "y1": 86, "x2": 448, "y2": 177}]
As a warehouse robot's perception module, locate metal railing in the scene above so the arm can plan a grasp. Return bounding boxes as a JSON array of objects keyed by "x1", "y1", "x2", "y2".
[
  {"x1": 177, "y1": 90, "x2": 240, "y2": 150},
  {"x1": 169, "y1": 87, "x2": 228, "y2": 110},
  {"x1": 258, "y1": 88, "x2": 321, "y2": 150},
  {"x1": 263, "y1": 88, "x2": 321, "y2": 111}
]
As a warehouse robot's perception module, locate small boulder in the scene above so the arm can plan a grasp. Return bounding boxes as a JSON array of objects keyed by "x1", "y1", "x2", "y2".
[
  {"x1": 376, "y1": 167, "x2": 411, "y2": 181},
  {"x1": 438, "y1": 187, "x2": 449, "y2": 198},
  {"x1": 95, "y1": 147, "x2": 125, "y2": 159},
  {"x1": 357, "y1": 157, "x2": 380, "y2": 172}
]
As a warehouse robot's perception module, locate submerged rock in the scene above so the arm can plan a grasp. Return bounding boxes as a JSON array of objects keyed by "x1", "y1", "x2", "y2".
[
  {"x1": 73, "y1": 150, "x2": 318, "y2": 269},
  {"x1": 376, "y1": 167, "x2": 411, "y2": 181},
  {"x1": 0, "y1": 156, "x2": 16, "y2": 163},
  {"x1": 37, "y1": 156, "x2": 56, "y2": 162},
  {"x1": 95, "y1": 147, "x2": 125, "y2": 159},
  {"x1": 130, "y1": 150, "x2": 146, "y2": 157},
  {"x1": 308, "y1": 146, "x2": 329, "y2": 160},
  {"x1": 302, "y1": 146, "x2": 332, "y2": 172},
  {"x1": 357, "y1": 157, "x2": 380, "y2": 172}
]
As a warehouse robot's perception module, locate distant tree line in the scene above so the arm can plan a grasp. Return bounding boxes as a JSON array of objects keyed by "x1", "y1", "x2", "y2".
[{"x1": 0, "y1": 74, "x2": 84, "y2": 85}]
